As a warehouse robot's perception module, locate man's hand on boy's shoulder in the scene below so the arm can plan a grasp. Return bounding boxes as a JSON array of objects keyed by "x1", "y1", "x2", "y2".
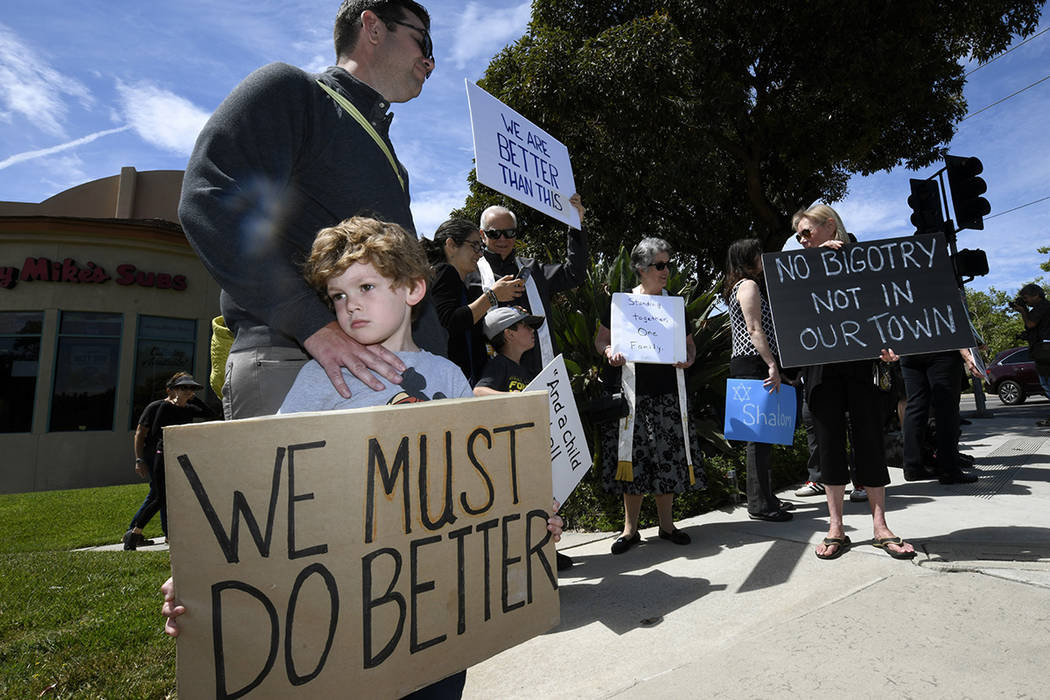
[{"x1": 303, "y1": 321, "x2": 407, "y2": 398}]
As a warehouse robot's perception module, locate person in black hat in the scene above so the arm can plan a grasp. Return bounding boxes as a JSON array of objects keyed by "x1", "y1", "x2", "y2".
[{"x1": 123, "y1": 372, "x2": 216, "y2": 549}]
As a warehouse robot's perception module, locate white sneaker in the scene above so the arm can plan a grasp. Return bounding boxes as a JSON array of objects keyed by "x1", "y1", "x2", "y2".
[
  {"x1": 795, "y1": 481, "x2": 825, "y2": 497},
  {"x1": 850, "y1": 487, "x2": 868, "y2": 502}
]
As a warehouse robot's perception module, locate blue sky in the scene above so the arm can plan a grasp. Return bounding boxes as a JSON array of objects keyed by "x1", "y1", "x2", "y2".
[{"x1": 0, "y1": 2, "x2": 1046, "y2": 296}]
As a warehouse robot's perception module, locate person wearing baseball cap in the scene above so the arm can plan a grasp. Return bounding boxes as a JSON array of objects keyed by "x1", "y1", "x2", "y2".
[
  {"x1": 474, "y1": 307, "x2": 544, "y2": 395},
  {"x1": 473, "y1": 307, "x2": 574, "y2": 571},
  {"x1": 123, "y1": 371, "x2": 216, "y2": 549}
]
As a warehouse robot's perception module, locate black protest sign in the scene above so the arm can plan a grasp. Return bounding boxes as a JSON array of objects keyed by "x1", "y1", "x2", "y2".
[
  {"x1": 165, "y1": 394, "x2": 559, "y2": 699},
  {"x1": 762, "y1": 234, "x2": 974, "y2": 367}
]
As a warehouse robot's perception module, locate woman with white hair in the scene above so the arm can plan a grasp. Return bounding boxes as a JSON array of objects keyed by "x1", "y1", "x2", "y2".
[{"x1": 594, "y1": 237, "x2": 705, "y2": 555}]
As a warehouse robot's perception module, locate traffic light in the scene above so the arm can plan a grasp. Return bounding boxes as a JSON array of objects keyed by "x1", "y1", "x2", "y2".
[
  {"x1": 945, "y1": 155, "x2": 991, "y2": 231},
  {"x1": 907, "y1": 178, "x2": 943, "y2": 234},
  {"x1": 953, "y1": 248, "x2": 989, "y2": 280}
]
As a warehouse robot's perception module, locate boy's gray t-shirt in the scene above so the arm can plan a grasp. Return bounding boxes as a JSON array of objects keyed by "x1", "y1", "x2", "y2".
[{"x1": 278, "y1": 350, "x2": 472, "y2": 414}]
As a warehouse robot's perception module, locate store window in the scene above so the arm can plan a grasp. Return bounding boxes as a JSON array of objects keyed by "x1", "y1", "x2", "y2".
[
  {"x1": 130, "y1": 315, "x2": 197, "y2": 427},
  {"x1": 0, "y1": 311, "x2": 43, "y2": 433},
  {"x1": 49, "y1": 312, "x2": 122, "y2": 432}
]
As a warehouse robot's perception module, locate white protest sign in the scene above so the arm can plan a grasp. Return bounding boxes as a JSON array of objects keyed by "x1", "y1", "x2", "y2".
[
  {"x1": 465, "y1": 80, "x2": 580, "y2": 228},
  {"x1": 164, "y1": 395, "x2": 559, "y2": 699},
  {"x1": 524, "y1": 355, "x2": 592, "y2": 505},
  {"x1": 610, "y1": 292, "x2": 687, "y2": 364}
]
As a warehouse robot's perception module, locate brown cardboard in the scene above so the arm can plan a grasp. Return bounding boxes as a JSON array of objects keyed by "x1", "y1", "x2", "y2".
[{"x1": 164, "y1": 393, "x2": 559, "y2": 699}]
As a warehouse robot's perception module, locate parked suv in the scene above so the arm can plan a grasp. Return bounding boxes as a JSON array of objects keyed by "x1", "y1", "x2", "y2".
[{"x1": 984, "y1": 346, "x2": 1047, "y2": 405}]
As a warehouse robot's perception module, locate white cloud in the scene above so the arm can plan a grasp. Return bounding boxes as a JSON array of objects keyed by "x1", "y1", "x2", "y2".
[
  {"x1": 448, "y1": 2, "x2": 531, "y2": 70},
  {"x1": 0, "y1": 125, "x2": 129, "y2": 171},
  {"x1": 303, "y1": 54, "x2": 331, "y2": 74},
  {"x1": 0, "y1": 23, "x2": 93, "y2": 137},
  {"x1": 411, "y1": 188, "x2": 473, "y2": 240},
  {"x1": 115, "y1": 81, "x2": 211, "y2": 155}
]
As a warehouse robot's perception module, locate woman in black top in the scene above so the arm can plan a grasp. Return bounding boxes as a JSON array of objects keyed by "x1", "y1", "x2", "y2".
[
  {"x1": 793, "y1": 204, "x2": 915, "y2": 561},
  {"x1": 124, "y1": 372, "x2": 216, "y2": 549},
  {"x1": 594, "y1": 237, "x2": 705, "y2": 555},
  {"x1": 423, "y1": 218, "x2": 522, "y2": 384},
  {"x1": 725, "y1": 238, "x2": 794, "y2": 522}
]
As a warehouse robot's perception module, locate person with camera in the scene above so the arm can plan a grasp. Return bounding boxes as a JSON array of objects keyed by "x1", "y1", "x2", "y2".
[
  {"x1": 470, "y1": 196, "x2": 587, "y2": 376},
  {"x1": 1010, "y1": 283, "x2": 1050, "y2": 426}
]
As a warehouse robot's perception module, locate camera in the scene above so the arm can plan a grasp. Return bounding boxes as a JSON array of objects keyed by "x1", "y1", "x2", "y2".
[{"x1": 1011, "y1": 296, "x2": 1026, "y2": 309}]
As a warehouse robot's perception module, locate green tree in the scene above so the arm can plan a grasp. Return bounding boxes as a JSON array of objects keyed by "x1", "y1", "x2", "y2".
[
  {"x1": 458, "y1": 0, "x2": 1043, "y2": 266},
  {"x1": 965, "y1": 286, "x2": 1025, "y2": 360}
]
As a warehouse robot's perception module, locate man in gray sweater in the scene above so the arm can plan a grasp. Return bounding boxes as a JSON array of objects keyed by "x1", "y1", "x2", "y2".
[{"x1": 179, "y1": 0, "x2": 440, "y2": 419}]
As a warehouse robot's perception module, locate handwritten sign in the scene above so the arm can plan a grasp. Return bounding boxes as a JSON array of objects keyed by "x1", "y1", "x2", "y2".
[
  {"x1": 524, "y1": 355, "x2": 592, "y2": 505},
  {"x1": 610, "y1": 292, "x2": 686, "y2": 364},
  {"x1": 465, "y1": 81, "x2": 579, "y2": 229},
  {"x1": 723, "y1": 379, "x2": 797, "y2": 445},
  {"x1": 763, "y1": 234, "x2": 975, "y2": 367},
  {"x1": 164, "y1": 395, "x2": 559, "y2": 699}
]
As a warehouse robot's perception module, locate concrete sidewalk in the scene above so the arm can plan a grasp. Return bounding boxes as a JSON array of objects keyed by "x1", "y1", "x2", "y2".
[{"x1": 465, "y1": 396, "x2": 1050, "y2": 699}]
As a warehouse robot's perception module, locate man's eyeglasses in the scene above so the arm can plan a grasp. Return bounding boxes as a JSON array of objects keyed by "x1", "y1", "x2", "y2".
[
  {"x1": 388, "y1": 19, "x2": 434, "y2": 62},
  {"x1": 794, "y1": 227, "x2": 814, "y2": 244},
  {"x1": 484, "y1": 228, "x2": 518, "y2": 240},
  {"x1": 464, "y1": 240, "x2": 483, "y2": 253},
  {"x1": 650, "y1": 261, "x2": 672, "y2": 271}
]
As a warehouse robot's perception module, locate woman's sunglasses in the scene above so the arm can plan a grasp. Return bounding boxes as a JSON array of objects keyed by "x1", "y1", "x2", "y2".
[
  {"x1": 794, "y1": 227, "x2": 815, "y2": 244},
  {"x1": 484, "y1": 228, "x2": 518, "y2": 240},
  {"x1": 649, "y1": 261, "x2": 672, "y2": 271},
  {"x1": 463, "y1": 240, "x2": 483, "y2": 253}
]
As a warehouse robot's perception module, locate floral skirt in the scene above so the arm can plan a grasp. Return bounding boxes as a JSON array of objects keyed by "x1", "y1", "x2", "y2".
[{"x1": 600, "y1": 391, "x2": 706, "y2": 495}]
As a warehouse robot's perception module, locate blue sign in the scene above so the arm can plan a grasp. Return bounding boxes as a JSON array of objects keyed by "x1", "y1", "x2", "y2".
[{"x1": 723, "y1": 379, "x2": 797, "y2": 446}]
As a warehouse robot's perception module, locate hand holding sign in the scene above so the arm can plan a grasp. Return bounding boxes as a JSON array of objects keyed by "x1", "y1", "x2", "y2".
[
  {"x1": 164, "y1": 396, "x2": 560, "y2": 699},
  {"x1": 466, "y1": 81, "x2": 580, "y2": 229},
  {"x1": 609, "y1": 293, "x2": 687, "y2": 364},
  {"x1": 724, "y1": 379, "x2": 797, "y2": 445}
]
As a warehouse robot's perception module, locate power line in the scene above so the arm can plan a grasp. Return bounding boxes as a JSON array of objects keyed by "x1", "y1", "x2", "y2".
[
  {"x1": 961, "y1": 73, "x2": 1050, "y2": 121},
  {"x1": 985, "y1": 195, "x2": 1050, "y2": 220},
  {"x1": 966, "y1": 25, "x2": 1050, "y2": 75}
]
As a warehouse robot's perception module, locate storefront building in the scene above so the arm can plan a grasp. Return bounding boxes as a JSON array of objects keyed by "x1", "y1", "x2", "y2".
[{"x1": 0, "y1": 167, "x2": 220, "y2": 494}]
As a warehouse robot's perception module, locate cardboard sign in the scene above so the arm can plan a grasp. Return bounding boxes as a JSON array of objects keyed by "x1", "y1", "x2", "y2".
[
  {"x1": 723, "y1": 379, "x2": 797, "y2": 446},
  {"x1": 524, "y1": 355, "x2": 592, "y2": 505},
  {"x1": 164, "y1": 394, "x2": 559, "y2": 699},
  {"x1": 762, "y1": 234, "x2": 975, "y2": 367},
  {"x1": 610, "y1": 292, "x2": 687, "y2": 364},
  {"x1": 465, "y1": 81, "x2": 580, "y2": 229}
]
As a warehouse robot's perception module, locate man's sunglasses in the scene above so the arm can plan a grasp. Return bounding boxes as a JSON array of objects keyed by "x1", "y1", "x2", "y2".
[
  {"x1": 794, "y1": 227, "x2": 814, "y2": 244},
  {"x1": 650, "y1": 261, "x2": 672, "y2": 271},
  {"x1": 389, "y1": 19, "x2": 434, "y2": 62},
  {"x1": 484, "y1": 228, "x2": 518, "y2": 240}
]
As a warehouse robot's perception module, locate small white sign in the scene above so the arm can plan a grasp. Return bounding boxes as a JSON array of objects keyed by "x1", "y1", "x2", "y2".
[
  {"x1": 525, "y1": 355, "x2": 591, "y2": 505},
  {"x1": 465, "y1": 81, "x2": 580, "y2": 229},
  {"x1": 610, "y1": 293, "x2": 686, "y2": 364}
]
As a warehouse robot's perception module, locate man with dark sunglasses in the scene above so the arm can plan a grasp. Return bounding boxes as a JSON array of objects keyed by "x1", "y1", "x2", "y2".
[
  {"x1": 180, "y1": 0, "x2": 439, "y2": 421},
  {"x1": 472, "y1": 195, "x2": 588, "y2": 376}
]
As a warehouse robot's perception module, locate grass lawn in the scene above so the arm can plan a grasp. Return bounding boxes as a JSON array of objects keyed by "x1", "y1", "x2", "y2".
[{"x1": 0, "y1": 484, "x2": 176, "y2": 699}]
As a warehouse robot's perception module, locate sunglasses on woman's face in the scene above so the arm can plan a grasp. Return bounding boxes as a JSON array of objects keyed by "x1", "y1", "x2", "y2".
[
  {"x1": 794, "y1": 227, "x2": 815, "y2": 244},
  {"x1": 484, "y1": 228, "x2": 518, "y2": 240},
  {"x1": 463, "y1": 240, "x2": 483, "y2": 253},
  {"x1": 649, "y1": 261, "x2": 672, "y2": 271}
]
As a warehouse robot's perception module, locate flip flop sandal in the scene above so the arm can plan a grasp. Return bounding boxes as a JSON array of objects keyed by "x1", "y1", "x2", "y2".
[
  {"x1": 815, "y1": 535, "x2": 851, "y2": 560},
  {"x1": 872, "y1": 536, "x2": 917, "y2": 559}
]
